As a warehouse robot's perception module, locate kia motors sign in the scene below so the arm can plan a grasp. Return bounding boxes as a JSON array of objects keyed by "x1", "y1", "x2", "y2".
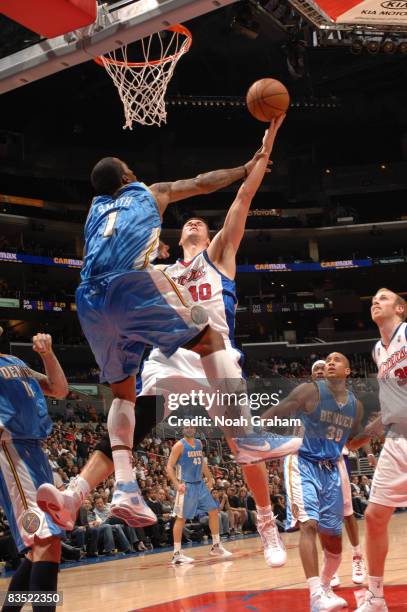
[{"x1": 315, "y1": 0, "x2": 407, "y2": 25}]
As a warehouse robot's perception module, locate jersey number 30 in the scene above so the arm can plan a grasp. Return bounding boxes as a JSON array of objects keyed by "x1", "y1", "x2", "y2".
[{"x1": 326, "y1": 426, "x2": 344, "y2": 443}]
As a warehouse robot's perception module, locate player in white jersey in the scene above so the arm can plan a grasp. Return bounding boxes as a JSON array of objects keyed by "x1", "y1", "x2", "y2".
[
  {"x1": 311, "y1": 361, "x2": 366, "y2": 589},
  {"x1": 139, "y1": 115, "x2": 292, "y2": 567},
  {"x1": 355, "y1": 288, "x2": 407, "y2": 612}
]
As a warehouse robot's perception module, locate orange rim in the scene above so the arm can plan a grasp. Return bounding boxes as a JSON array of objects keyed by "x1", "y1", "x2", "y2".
[{"x1": 94, "y1": 24, "x2": 192, "y2": 68}]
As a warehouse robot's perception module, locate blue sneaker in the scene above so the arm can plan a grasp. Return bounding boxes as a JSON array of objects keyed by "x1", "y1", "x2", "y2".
[
  {"x1": 110, "y1": 481, "x2": 157, "y2": 527},
  {"x1": 233, "y1": 433, "x2": 302, "y2": 465}
]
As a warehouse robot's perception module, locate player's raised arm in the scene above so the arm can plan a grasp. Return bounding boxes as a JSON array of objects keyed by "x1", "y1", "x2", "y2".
[
  {"x1": 148, "y1": 140, "x2": 276, "y2": 213},
  {"x1": 208, "y1": 115, "x2": 284, "y2": 272},
  {"x1": 29, "y1": 333, "x2": 69, "y2": 399},
  {"x1": 261, "y1": 380, "x2": 317, "y2": 420}
]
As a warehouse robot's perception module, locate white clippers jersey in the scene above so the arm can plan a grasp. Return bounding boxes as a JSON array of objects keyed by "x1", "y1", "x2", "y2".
[
  {"x1": 139, "y1": 250, "x2": 242, "y2": 395},
  {"x1": 372, "y1": 322, "x2": 407, "y2": 426},
  {"x1": 163, "y1": 250, "x2": 237, "y2": 342}
]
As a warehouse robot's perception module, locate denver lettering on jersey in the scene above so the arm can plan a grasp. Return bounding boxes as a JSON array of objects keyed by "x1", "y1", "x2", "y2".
[
  {"x1": 0, "y1": 365, "x2": 32, "y2": 380},
  {"x1": 378, "y1": 347, "x2": 407, "y2": 377},
  {"x1": 320, "y1": 410, "x2": 354, "y2": 429},
  {"x1": 187, "y1": 450, "x2": 203, "y2": 458}
]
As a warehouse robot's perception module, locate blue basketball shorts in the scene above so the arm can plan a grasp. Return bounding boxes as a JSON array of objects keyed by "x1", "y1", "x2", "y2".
[
  {"x1": 284, "y1": 453, "x2": 343, "y2": 535},
  {"x1": 173, "y1": 481, "x2": 218, "y2": 520},
  {"x1": 0, "y1": 436, "x2": 64, "y2": 552},
  {"x1": 76, "y1": 267, "x2": 206, "y2": 384}
]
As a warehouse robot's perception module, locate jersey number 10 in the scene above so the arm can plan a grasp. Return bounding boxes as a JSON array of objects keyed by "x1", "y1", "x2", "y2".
[{"x1": 188, "y1": 283, "x2": 212, "y2": 302}]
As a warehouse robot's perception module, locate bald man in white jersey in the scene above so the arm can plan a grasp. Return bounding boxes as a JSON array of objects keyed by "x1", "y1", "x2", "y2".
[{"x1": 355, "y1": 288, "x2": 407, "y2": 612}]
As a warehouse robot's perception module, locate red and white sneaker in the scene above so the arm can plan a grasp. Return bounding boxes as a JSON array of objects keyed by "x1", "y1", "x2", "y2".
[
  {"x1": 110, "y1": 480, "x2": 157, "y2": 527},
  {"x1": 257, "y1": 514, "x2": 287, "y2": 567},
  {"x1": 37, "y1": 482, "x2": 81, "y2": 530},
  {"x1": 352, "y1": 555, "x2": 366, "y2": 584}
]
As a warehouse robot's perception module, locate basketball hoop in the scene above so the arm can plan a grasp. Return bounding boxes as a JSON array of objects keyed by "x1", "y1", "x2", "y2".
[{"x1": 94, "y1": 25, "x2": 192, "y2": 129}]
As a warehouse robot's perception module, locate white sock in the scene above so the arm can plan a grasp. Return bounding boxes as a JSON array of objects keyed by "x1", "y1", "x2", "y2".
[
  {"x1": 113, "y1": 449, "x2": 133, "y2": 483},
  {"x1": 352, "y1": 544, "x2": 362, "y2": 557},
  {"x1": 69, "y1": 476, "x2": 90, "y2": 503},
  {"x1": 307, "y1": 576, "x2": 321, "y2": 596},
  {"x1": 320, "y1": 549, "x2": 342, "y2": 589},
  {"x1": 368, "y1": 575, "x2": 384, "y2": 598},
  {"x1": 174, "y1": 542, "x2": 181, "y2": 554},
  {"x1": 212, "y1": 534, "x2": 220, "y2": 545},
  {"x1": 107, "y1": 398, "x2": 135, "y2": 483}
]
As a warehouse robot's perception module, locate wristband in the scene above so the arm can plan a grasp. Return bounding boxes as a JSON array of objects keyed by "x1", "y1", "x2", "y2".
[{"x1": 243, "y1": 165, "x2": 248, "y2": 179}]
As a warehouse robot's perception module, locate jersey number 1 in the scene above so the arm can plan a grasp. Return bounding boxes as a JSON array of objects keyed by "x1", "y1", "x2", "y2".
[
  {"x1": 21, "y1": 381, "x2": 35, "y2": 398},
  {"x1": 103, "y1": 211, "x2": 119, "y2": 237}
]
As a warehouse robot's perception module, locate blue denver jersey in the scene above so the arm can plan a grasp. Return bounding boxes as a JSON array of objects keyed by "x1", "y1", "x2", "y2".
[
  {"x1": 176, "y1": 438, "x2": 204, "y2": 483},
  {"x1": 298, "y1": 380, "x2": 356, "y2": 463},
  {"x1": 0, "y1": 355, "x2": 52, "y2": 440},
  {"x1": 81, "y1": 182, "x2": 161, "y2": 282}
]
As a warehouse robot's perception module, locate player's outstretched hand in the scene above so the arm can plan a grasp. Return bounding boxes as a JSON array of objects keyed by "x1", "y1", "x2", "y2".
[
  {"x1": 32, "y1": 333, "x2": 53, "y2": 356},
  {"x1": 244, "y1": 113, "x2": 286, "y2": 176},
  {"x1": 262, "y1": 113, "x2": 286, "y2": 154}
]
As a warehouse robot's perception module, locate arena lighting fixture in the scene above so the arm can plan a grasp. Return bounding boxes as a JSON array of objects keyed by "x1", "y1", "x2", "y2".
[
  {"x1": 399, "y1": 41, "x2": 407, "y2": 54},
  {"x1": 230, "y1": 6, "x2": 260, "y2": 40},
  {"x1": 382, "y1": 39, "x2": 397, "y2": 54},
  {"x1": 366, "y1": 39, "x2": 380, "y2": 54},
  {"x1": 350, "y1": 38, "x2": 363, "y2": 55}
]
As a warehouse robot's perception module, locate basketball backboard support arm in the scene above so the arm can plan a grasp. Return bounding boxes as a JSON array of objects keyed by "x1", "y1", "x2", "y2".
[{"x1": 0, "y1": 0, "x2": 238, "y2": 94}]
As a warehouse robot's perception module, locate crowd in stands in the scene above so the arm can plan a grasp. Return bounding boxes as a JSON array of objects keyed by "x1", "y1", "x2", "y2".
[{"x1": 0, "y1": 409, "x2": 384, "y2": 569}]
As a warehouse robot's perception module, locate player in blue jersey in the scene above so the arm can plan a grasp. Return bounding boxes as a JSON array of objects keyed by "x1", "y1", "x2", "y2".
[
  {"x1": 37, "y1": 145, "x2": 269, "y2": 527},
  {"x1": 0, "y1": 333, "x2": 68, "y2": 612},
  {"x1": 166, "y1": 425, "x2": 232, "y2": 564},
  {"x1": 310, "y1": 361, "x2": 367, "y2": 590},
  {"x1": 38, "y1": 121, "x2": 302, "y2": 532},
  {"x1": 262, "y1": 352, "x2": 363, "y2": 612}
]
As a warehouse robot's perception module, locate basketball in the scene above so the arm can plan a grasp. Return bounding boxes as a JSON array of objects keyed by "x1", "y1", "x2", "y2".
[{"x1": 246, "y1": 78, "x2": 290, "y2": 122}]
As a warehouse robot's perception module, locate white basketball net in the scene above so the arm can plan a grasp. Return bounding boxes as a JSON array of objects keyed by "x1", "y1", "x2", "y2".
[{"x1": 96, "y1": 25, "x2": 192, "y2": 129}]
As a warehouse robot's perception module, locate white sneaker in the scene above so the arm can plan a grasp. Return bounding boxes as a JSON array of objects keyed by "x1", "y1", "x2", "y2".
[
  {"x1": 257, "y1": 515, "x2": 287, "y2": 567},
  {"x1": 323, "y1": 586, "x2": 347, "y2": 608},
  {"x1": 110, "y1": 480, "x2": 157, "y2": 527},
  {"x1": 37, "y1": 482, "x2": 81, "y2": 530},
  {"x1": 330, "y1": 574, "x2": 340, "y2": 588},
  {"x1": 209, "y1": 543, "x2": 232, "y2": 557},
  {"x1": 355, "y1": 591, "x2": 388, "y2": 611},
  {"x1": 311, "y1": 588, "x2": 347, "y2": 611},
  {"x1": 352, "y1": 555, "x2": 366, "y2": 585},
  {"x1": 233, "y1": 433, "x2": 302, "y2": 465},
  {"x1": 171, "y1": 551, "x2": 194, "y2": 565}
]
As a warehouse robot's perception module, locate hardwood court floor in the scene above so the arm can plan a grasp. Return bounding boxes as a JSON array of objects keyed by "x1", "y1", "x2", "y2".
[{"x1": 2, "y1": 513, "x2": 407, "y2": 612}]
